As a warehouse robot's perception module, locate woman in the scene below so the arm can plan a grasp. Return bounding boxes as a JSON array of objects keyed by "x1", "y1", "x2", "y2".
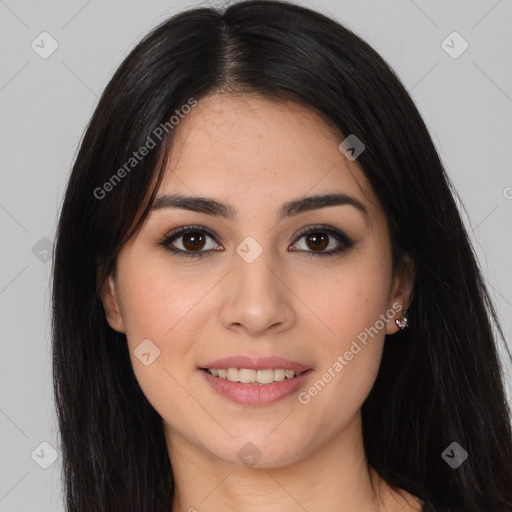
[{"x1": 51, "y1": 1, "x2": 512, "y2": 511}]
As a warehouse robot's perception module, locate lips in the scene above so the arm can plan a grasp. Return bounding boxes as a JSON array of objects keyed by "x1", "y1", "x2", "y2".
[{"x1": 198, "y1": 355, "x2": 314, "y2": 406}]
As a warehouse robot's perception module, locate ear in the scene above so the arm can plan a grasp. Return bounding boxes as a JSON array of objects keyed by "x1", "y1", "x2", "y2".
[
  {"x1": 99, "y1": 274, "x2": 125, "y2": 333},
  {"x1": 386, "y1": 254, "x2": 415, "y2": 335}
]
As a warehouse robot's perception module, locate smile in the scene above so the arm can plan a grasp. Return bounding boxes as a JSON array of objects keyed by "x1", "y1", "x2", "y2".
[
  {"x1": 200, "y1": 366, "x2": 313, "y2": 406},
  {"x1": 203, "y1": 367, "x2": 305, "y2": 385}
]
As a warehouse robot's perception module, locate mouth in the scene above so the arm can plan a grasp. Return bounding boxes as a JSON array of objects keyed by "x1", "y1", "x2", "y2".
[
  {"x1": 198, "y1": 356, "x2": 314, "y2": 406},
  {"x1": 200, "y1": 367, "x2": 308, "y2": 385}
]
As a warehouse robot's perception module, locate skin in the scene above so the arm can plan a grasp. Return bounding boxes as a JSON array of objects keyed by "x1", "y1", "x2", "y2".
[{"x1": 101, "y1": 93, "x2": 418, "y2": 512}]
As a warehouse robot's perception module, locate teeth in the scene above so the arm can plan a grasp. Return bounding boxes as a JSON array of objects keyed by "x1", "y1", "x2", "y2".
[
  {"x1": 227, "y1": 368, "x2": 239, "y2": 382},
  {"x1": 239, "y1": 369, "x2": 256, "y2": 383},
  {"x1": 206, "y1": 367, "x2": 301, "y2": 384},
  {"x1": 274, "y1": 369, "x2": 286, "y2": 381},
  {"x1": 256, "y1": 369, "x2": 275, "y2": 384}
]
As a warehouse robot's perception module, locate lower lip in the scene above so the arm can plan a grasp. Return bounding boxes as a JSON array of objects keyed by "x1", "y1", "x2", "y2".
[{"x1": 200, "y1": 369, "x2": 314, "y2": 406}]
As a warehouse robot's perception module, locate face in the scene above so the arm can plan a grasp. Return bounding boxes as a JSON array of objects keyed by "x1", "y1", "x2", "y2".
[{"x1": 101, "y1": 93, "x2": 413, "y2": 468}]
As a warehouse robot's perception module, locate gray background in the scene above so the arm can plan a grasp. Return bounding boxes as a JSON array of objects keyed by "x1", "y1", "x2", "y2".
[{"x1": 1, "y1": 0, "x2": 511, "y2": 510}]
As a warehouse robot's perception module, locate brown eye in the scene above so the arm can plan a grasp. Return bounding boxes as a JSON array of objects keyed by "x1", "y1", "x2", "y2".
[
  {"x1": 304, "y1": 232, "x2": 329, "y2": 252},
  {"x1": 158, "y1": 226, "x2": 221, "y2": 259},
  {"x1": 181, "y1": 232, "x2": 207, "y2": 251},
  {"x1": 158, "y1": 224, "x2": 353, "y2": 260},
  {"x1": 290, "y1": 225, "x2": 354, "y2": 257}
]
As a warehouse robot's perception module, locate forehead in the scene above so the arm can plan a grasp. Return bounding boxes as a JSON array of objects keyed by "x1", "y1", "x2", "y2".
[{"x1": 157, "y1": 93, "x2": 379, "y2": 220}]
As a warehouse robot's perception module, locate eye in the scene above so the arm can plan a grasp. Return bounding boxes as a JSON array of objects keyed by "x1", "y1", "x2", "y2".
[
  {"x1": 290, "y1": 224, "x2": 354, "y2": 258},
  {"x1": 157, "y1": 225, "x2": 222, "y2": 259},
  {"x1": 157, "y1": 224, "x2": 354, "y2": 259}
]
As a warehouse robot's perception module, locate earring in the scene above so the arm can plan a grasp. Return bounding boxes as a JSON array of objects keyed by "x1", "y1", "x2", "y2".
[{"x1": 395, "y1": 310, "x2": 408, "y2": 330}]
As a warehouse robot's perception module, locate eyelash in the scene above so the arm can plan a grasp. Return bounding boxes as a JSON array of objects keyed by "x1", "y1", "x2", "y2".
[{"x1": 157, "y1": 224, "x2": 354, "y2": 260}]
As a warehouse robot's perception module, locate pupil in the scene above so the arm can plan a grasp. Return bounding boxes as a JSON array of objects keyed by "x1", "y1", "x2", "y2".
[
  {"x1": 184, "y1": 233, "x2": 205, "y2": 251},
  {"x1": 308, "y1": 233, "x2": 328, "y2": 251}
]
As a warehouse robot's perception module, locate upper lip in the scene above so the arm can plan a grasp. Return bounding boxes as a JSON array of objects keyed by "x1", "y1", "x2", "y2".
[{"x1": 200, "y1": 355, "x2": 312, "y2": 373}]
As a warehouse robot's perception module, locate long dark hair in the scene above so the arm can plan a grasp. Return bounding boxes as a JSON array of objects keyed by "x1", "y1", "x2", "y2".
[{"x1": 51, "y1": 1, "x2": 512, "y2": 510}]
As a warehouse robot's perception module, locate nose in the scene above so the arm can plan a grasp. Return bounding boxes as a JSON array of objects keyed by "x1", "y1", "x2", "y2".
[{"x1": 218, "y1": 245, "x2": 296, "y2": 337}]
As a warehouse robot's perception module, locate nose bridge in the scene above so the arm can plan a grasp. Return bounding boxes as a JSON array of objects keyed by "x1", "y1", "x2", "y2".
[
  {"x1": 233, "y1": 235, "x2": 281, "y2": 302},
  {"x1": 243, "y1": 249, "x2": 275, "y2": 286},
  {"x1": 219, "y1": 235, "x2": 295, "y2": 334}
]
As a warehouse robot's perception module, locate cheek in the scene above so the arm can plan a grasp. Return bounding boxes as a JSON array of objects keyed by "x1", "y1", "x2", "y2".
[
  {"x1": 299, "y1": 316, "x2": 386, "y2": 441},
  {"x1": 297, "y1": 259, "x2": 391, "y2": 426},
  {"x1": 116, "y1": 251, "x2": 221, "y2": 397},
  {"x1": 116, "y1": 263, "x2": 212, "y2": 440},
  {"x1": 118, "y1": 253, "x2": 210, "y2": 345},
  {"x1": 313, "y1": 258, "x2": 392, "y2": 348}
]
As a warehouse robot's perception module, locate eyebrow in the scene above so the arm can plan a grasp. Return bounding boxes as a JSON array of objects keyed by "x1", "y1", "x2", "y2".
[{"x1": 150, "y1": 192, "x2": 369, "y2": 221}]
